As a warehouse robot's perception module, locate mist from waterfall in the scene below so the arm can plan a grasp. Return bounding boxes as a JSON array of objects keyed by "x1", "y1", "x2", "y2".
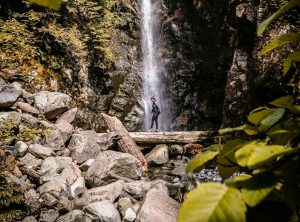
[{"x1": 141, "y1": 0, "x2": 173, "y2": 131}]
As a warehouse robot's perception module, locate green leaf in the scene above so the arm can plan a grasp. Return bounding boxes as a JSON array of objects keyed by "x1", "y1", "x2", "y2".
[
  {"x1": 241, "y1": 174, "x2": 277, "y2": 207},
  {"x1": 219, "y1": 125, "x2": 259, "y2": 135},
  {"x1": 217, "y1": 140, "x2": 245, "y2": 179},
  {"x1": 186, "y1": 151, "x2": 219, "y2": 173},
  {"x1": 257, "y1": 0, "x2": 300, "y2": 36},
  {"x1": 259, "y1": 33, "x2": 300, "y2": 56},
  {"x1": 248, "y1": 109, "x2": 274, "y2": 125},
  {"x1": 226, "y1": 174, "x2": 253, "y2": 187},
  {"x1": 270, "y1": 96, "x2": 300, "y2": 114},
  {"x1": 258, "y1": 108, "x2": 285, "y2": 132},
  {"x1": 283, "y1": 51, "x2": 300, "y2": 76},
  {"x1": 178, "y1": 183, "x2": 247, "y2": 222},
  {"x1": 235, "y1": 142, "x2": 294, "y2": 170},
  {"x1": 27, "y1": 0, "x2": 61, "y2": 10},
  {"x1": 204, "y1": 144, "x2": 223, "y2": 152}
]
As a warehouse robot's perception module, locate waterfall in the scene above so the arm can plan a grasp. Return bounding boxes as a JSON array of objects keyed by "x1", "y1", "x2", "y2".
[{"x1": 141, "y1": 0, "x2": 173, "y2": 131}]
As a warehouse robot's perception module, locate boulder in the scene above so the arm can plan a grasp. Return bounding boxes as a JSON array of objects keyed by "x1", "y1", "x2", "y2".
[
  {"x1": 37, "y1": 179, "x2": 66, "y2": 197},
  {"x1": 45, "y1": 129, "x2": 65, "y2": 151},
  {"x1": 19, "y1": 153, "x2": 42, "y2": 169},
  {"x1": 16, "y1": 102, "x2": 39, "y2": 116},
  {"x1": 85, "y1": 151, "x2": 143, "y2": 187},
  {"x1": 40, "y1": 209, "x2": 59, "y2": 222},
  {"x1": 0, "y1": 84, "x2": 22, "y2": 108},
  {"x1": 146, "y1": 144, "x2": 169, "y2": 165},
  {"x1": 169, "y1": 145, "x2": 184, "y2": 156},
  {"x1": 25, "y1": 189, "x2": 40, "y2": 215},
  {"x1": 28, "y1": 144, "x2": 53, "y2": 159},
  {"x1": 39, "y1": 157, "x2": 73, "y2": 182},
  {"x1": 15, "y1": 141, "x2": 28, "y2": 157},
  {"x1": 88, "y1": 180, "x2": 124, "y2": 203},
  {"x1": 80, "y1": 159, "x2": 95, "y2": 171},
  {"x1": 84, "y1": 201, "x2": 121, "y2": 222},
  {"x1": 57, "y1": 108, "x2": 78, "y2": 124},
  {"x1": 117, "y1": 197, "x2": 133, "y2": 216},
  {"x1": 55, "y1": 119, "x2": 74, "y2": 143},
  {"x1": 68, "y1": 132, "x2": 103, "y2": 164},
  {"x1": 22, "y1": 90, "x2": 35, "y2": 105},
  {"x1": 34, "y1": 91, "x2": 71, "y2": 120},
  {"x1": 96, "y1": 132, "x2": 121, "y2": 150},
  {"x1": 21, "y1": 113, "x2": 39, "y2": 127},
  {"x1": 71, "y1": 177, "x2": 86, "y2": 197},
  {"x1": 56, "y1": 210, "x2": 86, "y2": 222},
  {"x1": 124, "y1": 208, "x2": 136, "y2": 222},
  {"x1": 135, "y1": 188, "x2": 180, "y2": 222},
  {"x1": 40, "y1": 192, "x2": 58, "y2": 207},
  {"x1": 22, "y1": 216, "x2": 38, "y2": 222},
  {"x1": 57, "y1": 196, "x2": 74, "y2": 213},
  {"x1": 73, "y1": 186, "x2": 91, "y2": 209},
  {"x1": 123, "y1": 181, "x2": 152, "y2": 199},
  {"x1": 0, "y1": 111, "x2": 21, "y2": 127}
]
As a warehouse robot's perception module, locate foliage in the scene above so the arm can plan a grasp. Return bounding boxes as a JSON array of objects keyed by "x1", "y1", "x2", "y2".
[
  {"x1": 0, "y1": 117, "x2": 49, "y2": 143},
  {"x1": 27, "y1": 0, "x2": 61, "y2": 10},
  {"x1": 179, "y1": 96, "x2": 300, "y2": 221},
  {"x1": 0, "y1": 164, "x2": 25, "y2": 222},
  {"x1": 258, "y1": 0, "x2": 300, "y2": 76}
]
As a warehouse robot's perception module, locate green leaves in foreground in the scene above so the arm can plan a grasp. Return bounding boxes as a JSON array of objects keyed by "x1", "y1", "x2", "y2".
[
  {"x1": 235, "y1": 142, "x2": 294, "y2": 170},
  {"x1": 186, "y1": 151, "x2": 219, "y2": 173},
  {"x1": 259, "y1": 33, "x2": 300, "y2": 56},
  {"x1": 27, "y1": 0, "x2": 61, "y2": 10},
  {"x1": 178, "y1": 183, "x2": 247, "y2": 222},
  {"x1": 257, "y1": 0, "x2": 300, "y2": 36}
]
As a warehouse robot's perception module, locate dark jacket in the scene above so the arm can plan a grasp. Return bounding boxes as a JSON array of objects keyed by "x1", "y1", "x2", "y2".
[{"x1": 152, "y1": 103, "x2": 160, "y2": 116}]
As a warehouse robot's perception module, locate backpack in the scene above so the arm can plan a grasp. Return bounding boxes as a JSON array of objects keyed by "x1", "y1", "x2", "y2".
[{"x1": 156, "y1": 105, "x2": 161, "y2": 115}]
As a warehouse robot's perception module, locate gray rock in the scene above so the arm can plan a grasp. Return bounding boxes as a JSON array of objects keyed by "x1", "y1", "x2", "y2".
[
  {"x1": 40, "y1": 209, "x2": 59, "y2": 222},
  {"x1": 56, "y1": 210, "x2": 86, "y2": 222},
  {"x1": 80, "y1": 159, "x2": 95, "y2": 171},
  {"x1": 169, "y1": 145, "x2": 183, "y2": 156},
  {"x1": 55, "y1": 119, "x2": 74, "y2": 143},
  {"x1": 124, "y1": 208, "x2": 136, "y2": 222},
  {"x1": 34, "y1": 91, "x2": 71, "y2": 120},
  {"x1": 45, "y1": 129, "x2": 65, "y2": 151},
  {"x1": 61, "y1": 166, "x2": 78, "y2": 185},
  {"x1": 37, "y1": 179, "x2": 66, "y2": 197},
  {"x1": 117, "y1": 197, "x2": 132, "y2": 216},
  {"x1": 135, "y1": 188, "x2": 180, "y2": 222},
  {"x1": 71, "y1": 177, "x2": 86, "y2": 197},
  {"x1": 22, "y1": 216, "x2": 38, "y2": 222},
  {"x1": 40, "y1": 192, "x2": 58, "y2": 207},
  {"x1": 96, "y1": 132, "x2": 121, "y2": 150},
  {"x1": 15, "y1": 141, "x2": 28, "y2": 157},
  {"x1": 57, "y1": 196, "x2": 74, "y2": 213},
  {"x1": 21, "y1": 113, "x2": 39, "y2": 126},
  {"x1": 19, "y1": 153, "x2": 42, "y2": 169},
  {"x1": 146, "y1": 144, "x2": 169, "y2": 165},
  {"x1": 85, "y1": 151, "x2": 143, "y2": 187},
  {"x1": 171, "y1": 165, "x2": 187, "y2": 177},
  {"x1": 57, "y1": 108, "x2": 78, "y2": 124},
  {"x1": 22, "y1": 90, "x2": 35, "y2": 105},
  {"x1": 88, "y1": 180, "x2": 124, "y2": 203},
  {"x1": 68, "y1": 132, "x2": 103, "y2": 164},
  {"x1": 16, "y1": 101, "x2": 39, "y2": 115},
  {"x1": 0, "y1": 111, "x2": 21, "y2": 127},
  {"x1": 0, "y1": 84, "x2": 22, "y2": 108},
  {"x1": 28, "y1": 144, "x2": 53, "y2": 159},
  {"x1": 39, "y1": 157, "x2": 73, "y2": 182},
  {"x1": 84, "y1": 201, "x2": 121, "y2": 222},
  {"x1": 123, "y1": 181, "x2": 152, "y2": 199},
  {"x1": 25, "y1": 189, "x2": 40, "y2": 215},
  {"x1": 73, "y1": 186, "x2": 91, "y2": 209}
]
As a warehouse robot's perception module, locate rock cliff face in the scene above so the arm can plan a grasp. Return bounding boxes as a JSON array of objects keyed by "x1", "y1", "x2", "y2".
[{"x1": 0, "y1": 0, "x2": 298, "y2": 131}]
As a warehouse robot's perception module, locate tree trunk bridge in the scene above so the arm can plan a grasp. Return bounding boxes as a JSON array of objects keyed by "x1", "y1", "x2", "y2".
[{"x1": 98, "y1": 131, "x2": 211, "y2": 145}]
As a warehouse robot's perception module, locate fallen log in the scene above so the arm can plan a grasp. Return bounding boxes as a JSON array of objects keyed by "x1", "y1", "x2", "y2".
[
  {"x1": 101, "y1": 113, "x2": 148, "y2": 172},
  {"x1": 128, "y1": 131, "x2": 210, "y2": 144}
]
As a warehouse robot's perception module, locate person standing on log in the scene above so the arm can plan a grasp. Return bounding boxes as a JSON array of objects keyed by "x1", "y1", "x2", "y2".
[{"x1": 150, "y1": 96, "x2": 160, "y2": 131}]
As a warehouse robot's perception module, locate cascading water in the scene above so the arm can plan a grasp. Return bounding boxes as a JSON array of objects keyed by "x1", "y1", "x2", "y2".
[{"x1": 141, "y1": 0, "x2": 173, "y2": 131}]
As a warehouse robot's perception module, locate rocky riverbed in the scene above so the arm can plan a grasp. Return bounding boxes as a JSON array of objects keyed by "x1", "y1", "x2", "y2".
[{"x1": 0, "y1": 78, "x2": 204, "y2": 222}]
